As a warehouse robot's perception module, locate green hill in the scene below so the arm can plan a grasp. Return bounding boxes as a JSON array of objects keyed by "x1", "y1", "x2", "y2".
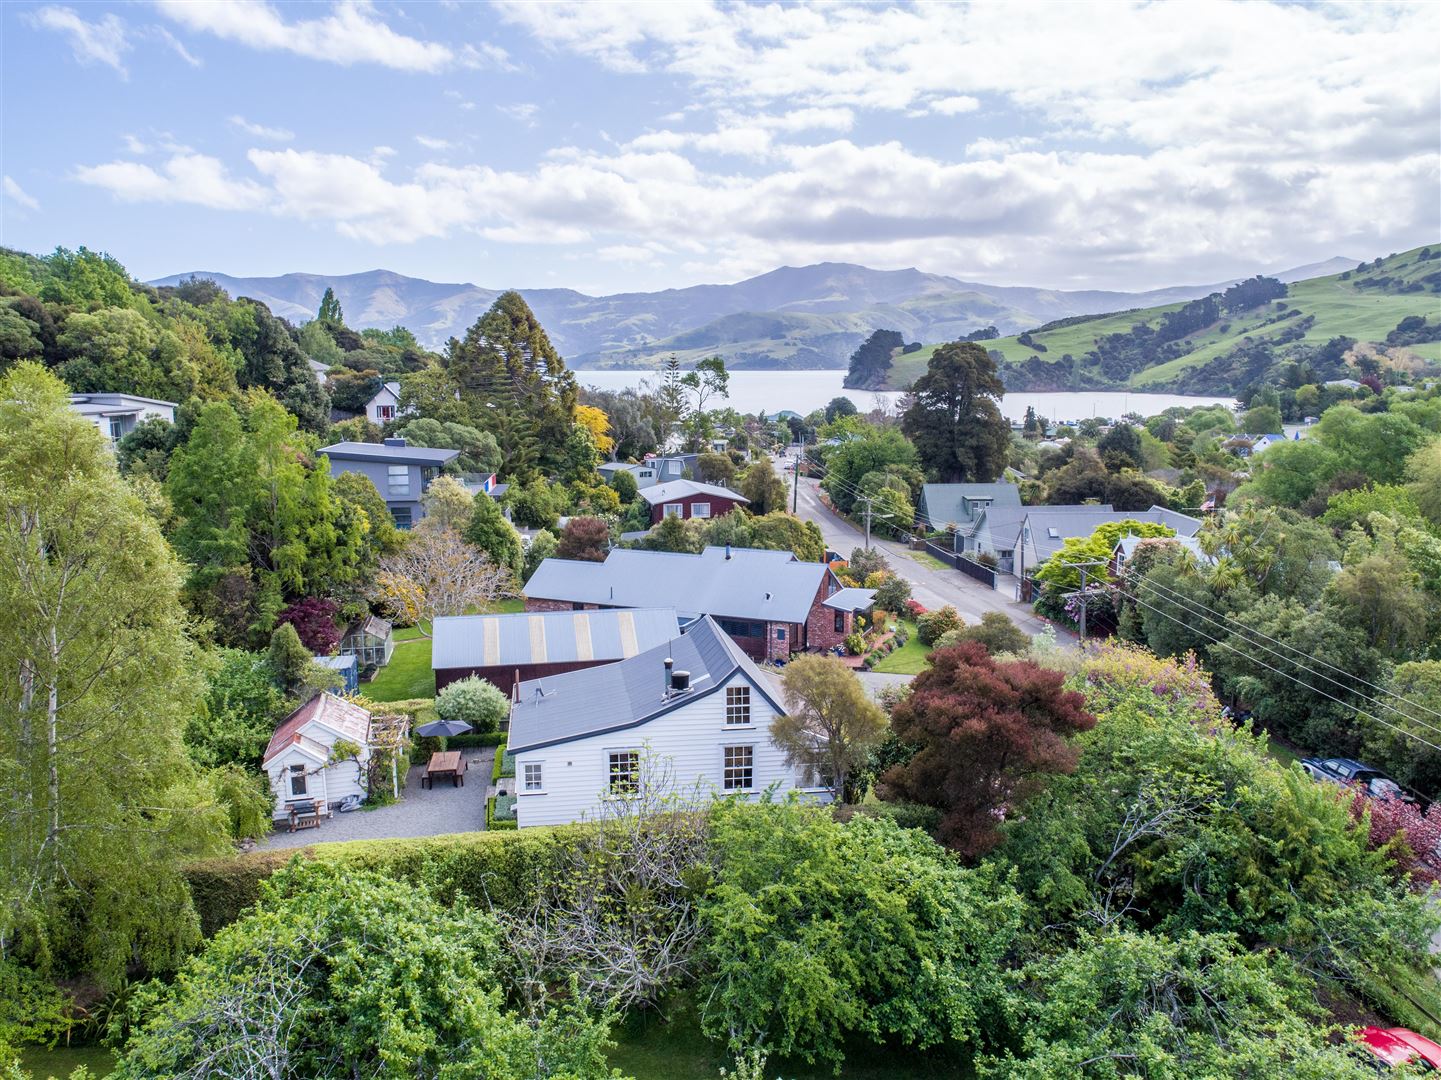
[{"x1": 884, "y1": 246, "x2": 1441, "y2": 393}]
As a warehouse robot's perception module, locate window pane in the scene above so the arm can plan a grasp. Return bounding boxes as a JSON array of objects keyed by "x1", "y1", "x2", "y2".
[
  {"x1": 387, "y1": 464, "x2": 410, "y2": 497},
  {"x1": 723, "y1": 745, "x2": 754, "y2": 790},
  {"x1": 834, "y1": 612, "x2": 845, "y2": 633},
  {"x1": 608, "y1": 751, "x2": 639, "y2": 794},
  {"x1": 289, "y1": 764, "x2": 307, "y2": 796},
  {"x1": 692, "y1": 502, "x2": 711, "y2": 518},
  {"x1": 523, "y1": 763, "x2": 543, "y2": 792},
  {"x1": 726, "y1": 685, "x2": 751, "y2": 725}
]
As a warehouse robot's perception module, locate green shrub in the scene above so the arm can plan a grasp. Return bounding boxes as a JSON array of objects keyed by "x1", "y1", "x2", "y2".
[
  {"x1": 449, "y1": 731, "x2": 507, "y2": 749},
  {"x1": 844, "y1": 632, "x2": 865, "y2": 655},
  {"x1": 486, "y1": 795, "x2": 518, "y2": 831},
  {"x1": 916, "y1": 605, "x2": 963, "y2": 646},
  {"x1": 184, "y1": 826, "x2": 589, "y2": 936},
  {"x1": 501, "y1": 749, "x2": 516, "y2": 777},
  {"x1": 490, "y1": 740, "x2": 507, "y2": 783},
  {"x1": 435, "y1": 676, "x2": 508, "y2": 733}
]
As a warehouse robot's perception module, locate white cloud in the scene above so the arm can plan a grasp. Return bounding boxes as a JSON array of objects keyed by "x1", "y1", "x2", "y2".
[
  {"x1": 415, "y1": 135, "x2": 454, "y2": 150},
  {"x1": 497, "y1": 102, "x2": 540, "y2": 126},
  {"x1": 4, "y1": 177, "x2": 40, "y2": 211},
  {"x1": 153, "y1": 0, "x2": 455, "y2": 72},
  {"x1": 75, "y1": 153, "x2": 268, "y2": 210},
  {"x1": 371, "y1": 145, "x2": 397, "y2": 158},
  {"x1": 121, "y1": 133, "x2": 150, "y2": 155},
  {"x1": 930, "y1": 95, "x2": 980, "y2": 116},
  {"x1": 151, "y1": 25, "x2": 201, "y2": 66},
  {"x1": 229, "y1": 115, "x2": 294, "y2": 142},
  {"x1": 27, "y1": 6, "x2": 130, "y2": 75}
]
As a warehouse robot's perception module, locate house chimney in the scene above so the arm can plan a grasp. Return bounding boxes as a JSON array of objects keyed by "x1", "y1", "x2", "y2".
[
  {"x1": 663, "y1": 656, "x2": 673, "y2": 698},
  {"x1": 383, "y1": 437, "x2": 407, "y2": 448}
]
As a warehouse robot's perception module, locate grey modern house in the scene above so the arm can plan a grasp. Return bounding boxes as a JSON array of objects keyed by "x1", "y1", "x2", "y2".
[
  {"x1": 68, "y1": 393, "x2": 176, "y2": 447},
  {"x1": 317, "y1": 438, "x2": 460, "y2": 529},
  {"x1": 917, "y1": 483, "x2": 1022, "y2": 551}
]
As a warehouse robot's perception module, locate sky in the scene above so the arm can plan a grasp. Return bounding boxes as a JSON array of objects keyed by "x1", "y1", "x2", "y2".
[{"x1": 2, "y1": 0, "x2": 1438, "y2": 296}]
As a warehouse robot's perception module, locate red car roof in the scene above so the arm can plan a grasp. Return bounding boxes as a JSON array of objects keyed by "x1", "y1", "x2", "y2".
[{"x1": 1359, "y1": 1026, "x2": 1441, "y2": 1069}]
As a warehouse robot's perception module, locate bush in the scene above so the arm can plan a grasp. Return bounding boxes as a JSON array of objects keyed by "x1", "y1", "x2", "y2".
[
  {"x1": 957, "y1": 611, "x2": 1031, "y2": 656},
  {"x1": 447, "y1": 731, "x2": 508, "y2": 750},
  {"x1": 916, "y1": 605, "x2": 962, "y2": 645},
  {"x1": 834, "y1": 801, "x2": 943, "y2": 834},
  {"x1": 904, "y1": 598, "x2": 927, "y2": 617},
  {"x1": 490, "y1": 740, "x2": 508, "y2": 783},
  {"x1": 873, "y1": 574, "x2": 911, "y2": 612},
  {"x1": 844, "y1": 632, "x2": 865, "y2": 655},
  {"x1": 184, "y1": 826, "x2": 592, "y2": 936},
  {"x1": 487, "y1": 794, "x2": 518, "y2": 831},
  {"x1": 434, "y1": 676, "x2": 508, "y2": 733},
  {"x1": 275, "y1": 597, "x2": 342, "y2": 655}
]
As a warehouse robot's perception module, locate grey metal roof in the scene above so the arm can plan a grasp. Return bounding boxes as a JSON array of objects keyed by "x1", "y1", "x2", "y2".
[
  {"x1": 638, "y1": 479, "x2": 749, "y2": 506},
  {"x1": 314, "y1": 654, "x2": 357, "y2": 671},
  {"x1": 431, "y1": 607, "x2": 681, "y2": 671},
  {"x1": 319, "y1": 440, "x2": 459, "y2": 466},
  {"x1": 974, "y1": 504, "x2": 1109, "y2": 551},
  {"x1": 919, "y1": 483, "x2": 1021, "y2": 529},
  {"x1": 1026, "y1": 506, "x2": 1202, "y2": 562},
  {"x1": 524, "y1": 545, "x2": 827, "y2": 624},
  {"x1": 822, "y1": 587, "x2": 877, "y2": 611},
  {"x1": 507, "y1": 615, "x2": 784, "y2": 753}
]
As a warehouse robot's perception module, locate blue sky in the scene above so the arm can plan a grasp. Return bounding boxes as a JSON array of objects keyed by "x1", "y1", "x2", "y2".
[{"x1": 2, "y1": 1, "x2": 1438, "y2": 295}]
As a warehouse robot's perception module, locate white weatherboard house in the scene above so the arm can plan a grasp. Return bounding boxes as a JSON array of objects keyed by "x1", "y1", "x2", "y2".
[
  {"x1": 262, "y1": 692, "x2": 372, "y2": 820},
  {"x1": 507, "y1": 616, "x2": 831, "y2": 827}
]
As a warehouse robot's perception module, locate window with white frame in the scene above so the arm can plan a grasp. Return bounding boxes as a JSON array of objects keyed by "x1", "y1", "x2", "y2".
[
  {"x1": 608, "y1": 750, "x2": 640, "y2": 795},
  {"x1": 523, "y1": 762, "x2": 544, "y2": 792},
  {"x1": 723, "y1": 745, "x2": 754, "y2": 790},
  {"x1": 387, "y1": 464, "x2": 410, "y2": 497},
  {"x1": 663, "y1": 503, "x2": 683, "y2": 517},
  {"x1": 288, "y1": 763, "x2": 307, "y2": 796},
  {"x1": 691, "y1": 501, "x2": 711, "y2": 518},
  {"x1": 725, "y1": 685, "x2": 751, "y2": 725},
  {"x1": 376, "y1": 404, "x2": 396, "y2": 420}
]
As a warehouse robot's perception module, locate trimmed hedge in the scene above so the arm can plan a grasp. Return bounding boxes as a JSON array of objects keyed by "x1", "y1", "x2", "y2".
[
  {"x1": 486, "y1": 795, "x2": 518, "y2": 831},
  {"x1": 451, "y1": 731, "x2": 507, "y2": 750},
  {"x1": 491, "y1": 740, "x2": 507, "y2": 783},
  {"x1": 187, "y1": 825, "x2": 587, "y2": 936}
]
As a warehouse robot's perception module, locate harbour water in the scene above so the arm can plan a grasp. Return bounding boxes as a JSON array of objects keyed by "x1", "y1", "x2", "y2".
[{"x1": 575, "y1": 368, "x2": 1236, "y2": 424}]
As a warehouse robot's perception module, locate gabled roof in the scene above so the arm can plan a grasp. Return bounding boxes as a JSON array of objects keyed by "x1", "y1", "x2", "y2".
[
  {"x1": 507, "y1": 616, "x2": 783, "y2": 753},
  {"x1": 318, "y1": 440, "x2": 459, "y2": 466},
  {"x1": 432, "y1": 607, "x2": 682, "y2": 671},
  {"x1": 822, "y1": 587, "x2": 877, "y2": 611},
  {"x1": 365, "y1": 381, "x2": 402, "y2": 405},
  {"x1": 524, "y1": 545, "x2": 827, "y2": 624},
  {"x1": 1113, "y1": 533, "x2": 1215, "y2": 567},
  {"x1": 345, "y1": 614, "x2": 392, "y2": 640},
  {"x1": 919, "y1": 483, "x2": 1021, "y2": 529},
  {"x1": 263, "y1": 692, "x2": 371, "y2": 765},
  {"x1": 638, "y1": 479, "x2": 749, "y2": 507},
  {"x1": 974, "y1": 504, "x2": 1111, "y2": 549},
  {"x1": 1024, "y1": 506, "x2": 1203, "y2": 563}
]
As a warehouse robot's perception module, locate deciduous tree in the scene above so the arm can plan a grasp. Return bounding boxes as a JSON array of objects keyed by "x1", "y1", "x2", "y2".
[
  {"x1": 881, "y1": 641, "x2": 1094, "y2": 856},
  {"x1": 556, "y1": 516, "x2": 610, "y2": 562},
  {"x1": 772, "y1": 655, "x2": 887, "y2": 802},
  {"x1": 375, "y1": 522, "x2": 514, "y2": 637}
]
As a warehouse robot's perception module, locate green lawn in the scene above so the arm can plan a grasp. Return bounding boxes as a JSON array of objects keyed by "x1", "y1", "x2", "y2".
[
  {"x1": 20, "y1": 1044, "x2": 115, "y2": 1079},
  {"x1": 908, "y1": 550, "x2": 949, "y2": 572},
  {"x1": 608, "y1": 995, "x2": 970, "y2": 1080},
  {"x1": 364, "y1": 600, "x2": 527, "y2": 703},
  {"x1": 871, "y1": 619, "x2": 930, "y2": 675}
]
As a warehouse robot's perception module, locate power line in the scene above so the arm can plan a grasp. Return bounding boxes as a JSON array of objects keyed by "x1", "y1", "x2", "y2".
[
  {"x1": 1131, "y1": 574, "x2": 1441, "y2": 738},
  {"x1": 1117, "y1": 584, "x2": 1441, "y2": 764}
]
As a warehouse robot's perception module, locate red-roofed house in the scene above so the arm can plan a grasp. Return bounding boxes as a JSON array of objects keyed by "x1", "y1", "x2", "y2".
[{"x1": 262, "y1": 692, "x2": 373, "y2": 821}]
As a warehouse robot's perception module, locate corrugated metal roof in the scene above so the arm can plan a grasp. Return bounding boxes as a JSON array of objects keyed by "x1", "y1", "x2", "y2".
[
  {"x1": 821, "y1": 587, "x2": 877, "y2": 611},
  {"x1": 523, "y1": 545, "x2": 827, "y2": 624},
  {"x1": 431, "y1": 607, "x2": 681, "y2": 671},
  {"x1": 1025, "y1": 506, "x2": 1202, "y2": 563},
  {"x1": 318, "y1": 440, "x2": 459, "y2": 466},
  {"x1": 263, "y1": 692, "x2": 371, "y2": 764},
  {"x1": 638, "y1": 479, "x2": 749, "y2": 506},
  {"x1": 919, "y1": 483, "x2": 1021, "y2": 528},
  {"x1": 507, "y1": 615, "x2": 783, "y2": 752}
]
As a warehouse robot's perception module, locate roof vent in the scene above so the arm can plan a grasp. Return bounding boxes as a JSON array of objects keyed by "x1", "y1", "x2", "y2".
[
  {"x1": 725, "y1": 544, "x2": 732, "y2": 560},
  {"x1": 533, "y1": 686, "x2": 546, "y2": 701},
  {"x1": 383, "y1": 437, "x2": 407, "y2": 448},
  {"x1": 764, "y1": 591, "x2": 772, "y2": 601},
  {"x1": 670, "y1": 669, "x2": 691, "y2": 693}
]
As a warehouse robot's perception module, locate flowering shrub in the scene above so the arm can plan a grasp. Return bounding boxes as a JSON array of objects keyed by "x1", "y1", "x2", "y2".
[
  {"x1": 904, "y1": 598, "x2": 927, "y2": 618},
  {"x1": 1079, "y1": 639, "x2": 1222, "y2": 724},
  {"x1": 1349, "y1": 789, "x2": 1441, "y2": 890}
]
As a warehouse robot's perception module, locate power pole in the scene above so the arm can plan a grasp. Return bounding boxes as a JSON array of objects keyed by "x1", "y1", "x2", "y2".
[
  {"x1": 792, "y1": 436, "x2": 801, "y2": 515},
  {"x1": 1057, "y1": 558, "x2": 1109, "y2": 640}
]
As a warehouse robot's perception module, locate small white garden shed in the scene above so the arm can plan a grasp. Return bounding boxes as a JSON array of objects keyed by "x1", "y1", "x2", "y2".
[{"x1": 262, "y1": 692, "x2": 373, "y2": 820}]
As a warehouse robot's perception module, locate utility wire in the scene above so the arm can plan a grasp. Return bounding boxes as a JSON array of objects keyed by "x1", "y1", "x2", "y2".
[
  {"x1": 1118, "y1": 585, "x2": 1441, "y2": 761},
  {"x1": 1132, "y1": 573, "x2": 1441, "y2": 734}
]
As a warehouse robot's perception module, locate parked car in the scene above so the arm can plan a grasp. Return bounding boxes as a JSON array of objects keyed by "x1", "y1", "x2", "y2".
[
  {"x1": 1300, "y1": 756, "x2": 1413, "y2": 802},
  {"x1": 1357, "y1": 1026, "x2": 1441, "y2": 1070}
]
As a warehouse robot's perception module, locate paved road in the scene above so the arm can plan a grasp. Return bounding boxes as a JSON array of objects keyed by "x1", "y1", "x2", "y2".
[{"x1": 781, "y1": 463, "x2": 1062, "y2": 639}]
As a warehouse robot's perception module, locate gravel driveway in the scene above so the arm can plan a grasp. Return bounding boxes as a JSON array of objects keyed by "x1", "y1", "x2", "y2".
[{"x1": 261, "y1": 749, "x2": 494, "y2": 850}]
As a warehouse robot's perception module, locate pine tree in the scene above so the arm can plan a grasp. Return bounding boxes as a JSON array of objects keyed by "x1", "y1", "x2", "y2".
[{"x1": 900, "y1": 340, "x2": 1011, "y2": 483}]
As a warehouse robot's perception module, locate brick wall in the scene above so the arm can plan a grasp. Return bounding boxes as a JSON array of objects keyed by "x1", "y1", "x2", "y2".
[
  {"x1": 764, "y1": 622, "x2": 794, "y2": 662},
  {"x1": 524, "y1": 597, "x2": 587, "y2": 613},
  {"x1": 807, "y1": 603, "x2": 850, "y2": 653}
]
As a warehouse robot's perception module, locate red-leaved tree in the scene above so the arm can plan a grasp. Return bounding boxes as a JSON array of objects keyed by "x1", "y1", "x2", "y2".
[
  {"x1": 276, "y1": 597, "x2": 342, "y2": 655},
  {"x1": 556, "y1": 516, "x2": 611, "y2": 562},
  {"x1": 1349, "y1": 789, "x2": 1441, "y2": 890},
  {"x1": 880, "y1": 640, "x2": 1095, "y2": 857}
]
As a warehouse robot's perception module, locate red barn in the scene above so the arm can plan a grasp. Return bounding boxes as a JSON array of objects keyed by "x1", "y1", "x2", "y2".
[{"x1": 639, "y1": 479, "x2": 749, "y2": 524}]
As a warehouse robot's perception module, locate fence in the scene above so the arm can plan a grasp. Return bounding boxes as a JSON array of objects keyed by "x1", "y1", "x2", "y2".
[{"x1": 923, "y1": 542, "x2": 999, "y2": 589}]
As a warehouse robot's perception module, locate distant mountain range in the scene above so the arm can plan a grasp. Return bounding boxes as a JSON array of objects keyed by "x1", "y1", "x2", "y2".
[{"x1": 150, "y1": 257, "x2": 1355, "y2": 371}]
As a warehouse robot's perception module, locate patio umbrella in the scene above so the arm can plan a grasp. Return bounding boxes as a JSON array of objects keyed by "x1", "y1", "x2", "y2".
[{"x1": 415, "y1": 717, "x2": 473, "y2": 738}]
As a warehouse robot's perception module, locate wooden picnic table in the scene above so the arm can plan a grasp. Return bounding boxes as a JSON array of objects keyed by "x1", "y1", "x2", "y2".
[{"x1": 424, "y1": 750, "x2": 466, "y2": 789}]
